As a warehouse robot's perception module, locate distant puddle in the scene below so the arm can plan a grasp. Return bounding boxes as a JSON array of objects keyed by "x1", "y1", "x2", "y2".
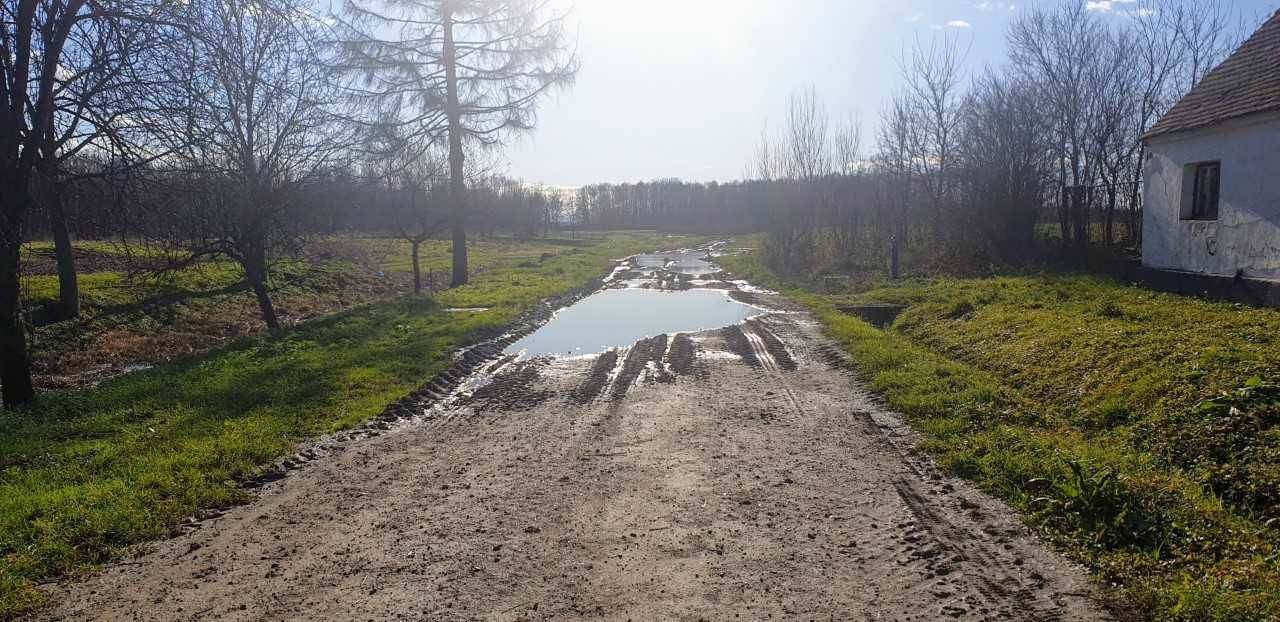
[
  {"x1": 631, "y1": 250, "x2": 720, "y2": 276},
  {"x1": 506, "y1": 288, "x2": 761, "y2": 357}
]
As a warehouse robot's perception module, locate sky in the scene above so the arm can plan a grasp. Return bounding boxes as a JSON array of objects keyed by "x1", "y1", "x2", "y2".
[{"x1": 504, "y1": 0, "x2": 1277, "y2": 188}]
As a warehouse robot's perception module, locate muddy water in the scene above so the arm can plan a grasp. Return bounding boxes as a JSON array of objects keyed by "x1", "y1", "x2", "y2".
[
  {"x1": 631, "y1": 250, "x2": 720, "y2": 276},
  {"x1": 505, "y1": 288, "x2": 761, "y2": 357}
]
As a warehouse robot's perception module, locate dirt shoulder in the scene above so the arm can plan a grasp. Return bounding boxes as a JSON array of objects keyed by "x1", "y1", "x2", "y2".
[{"x1": 40, "y1": 286, "x2": 1110, "y2": 621}]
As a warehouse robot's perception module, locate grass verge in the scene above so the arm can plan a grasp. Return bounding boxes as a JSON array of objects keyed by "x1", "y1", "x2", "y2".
[
  {"x1": 720, "y1": 245, "x2": 1280, "y2": 622},
  {"x1": 0, "y1": 231, "x2": 687, "y2": 618}
]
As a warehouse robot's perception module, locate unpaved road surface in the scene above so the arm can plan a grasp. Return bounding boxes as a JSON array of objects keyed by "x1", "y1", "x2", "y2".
[{"x1": 43, "y1": 286, "x2": 1110, "y2": 621}]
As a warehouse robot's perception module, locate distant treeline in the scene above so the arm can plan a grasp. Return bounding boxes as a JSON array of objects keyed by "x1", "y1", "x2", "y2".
[
  {"x1": 576, "y1": 0, "x2": 1246, "y2": 277},
  {"x1": 26, "y1": 167, "x2": 566, "y2": 242}
]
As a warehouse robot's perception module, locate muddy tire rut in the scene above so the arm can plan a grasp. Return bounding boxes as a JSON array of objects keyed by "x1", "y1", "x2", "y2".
[{"x1": 40, "y1": 284, "x2": 1111, "y2": 621}]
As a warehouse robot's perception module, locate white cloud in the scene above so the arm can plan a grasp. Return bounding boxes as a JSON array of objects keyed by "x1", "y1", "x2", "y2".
[
  {"x1": 905, "y1": 13, "x2": 924, "y2": 23},
  {"x1": 945, "y1": 20, "x2": 972, "y2": 28},
  {"x1": 1086, "y1": 0, "x2": 1136, "y2": 12}
]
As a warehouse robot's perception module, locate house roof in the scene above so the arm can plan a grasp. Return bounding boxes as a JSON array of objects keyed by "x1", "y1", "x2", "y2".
[{"x1": 1144, "y1": 10, "x2": 1280, "y2": 140}]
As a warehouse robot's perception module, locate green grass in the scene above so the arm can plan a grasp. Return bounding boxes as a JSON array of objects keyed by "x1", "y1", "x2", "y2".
[
  {"x1": 0, "y1": 231, "x2": 688, "y2": 618},
  {"x1": 20, "y1": 262, "x2": 248, "y2": 309},
  {"x1": 18, "y1": 235, "x2": 590, "y2": 310},
  {"x1": 719, "y1": 244, "x2": 1280, "y2": 621}
]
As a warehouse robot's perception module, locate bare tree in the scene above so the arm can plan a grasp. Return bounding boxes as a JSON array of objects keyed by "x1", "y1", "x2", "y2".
[
  {"x1": 145, "y1": 0, "x2": 347, "y2": 331},
  {"x1": 961, "y1": 70, "x2": 1055, "y2": 256},
  {"x1": 782, "y1": 86, "x2": 832, "y2": 181},
  {"x1": 1, "y1": 0, "x2": 177, "y2": 405},
  {"x1": 336, "y1": 0, "x2": 577, "y2": 287},
  {"x1": 1009, "y1": 2, "x2": 1107, "y2": 250},
  {"x1": 33, "y1": 6, "x2": 182, "y2": 321},
  {"x1": 877, "y1": 92, "x2": 916, "y2": 251},
  {"x1": 900, "y1": 34, "x2": 968, "y2": 245},
  {"x1": 386, "y1": 155, "x2": 449, "y2": 294}
]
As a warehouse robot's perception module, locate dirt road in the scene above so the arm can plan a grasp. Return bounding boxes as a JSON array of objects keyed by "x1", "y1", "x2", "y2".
[{"x1": 43, "y1": 285, "x2": 1110, "y2": 621}]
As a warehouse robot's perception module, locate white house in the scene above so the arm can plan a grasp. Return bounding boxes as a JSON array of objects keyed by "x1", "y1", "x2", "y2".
[{"x1": 1142, "y1": 10, "x2": 1280, "y2": 282}]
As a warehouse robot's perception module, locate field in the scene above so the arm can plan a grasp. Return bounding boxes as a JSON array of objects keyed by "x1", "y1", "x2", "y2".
[
  {"x1": 19, "y1": 236, "x2": 610, "y2": 390},
  {"x1": 719, "y1": 242, "x2": 1280, "y2": 621},
  {"x1": 0, "y1": 231, "x2": 689, "y2": 617}
]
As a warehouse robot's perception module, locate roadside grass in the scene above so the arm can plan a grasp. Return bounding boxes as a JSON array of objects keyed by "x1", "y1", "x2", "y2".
[
  {"x1": 719, "y1": 247, "x2": 1280, "y2": 621},
  {"x1": 0, "y1": 231, "x2": 686, "y2": 619}
]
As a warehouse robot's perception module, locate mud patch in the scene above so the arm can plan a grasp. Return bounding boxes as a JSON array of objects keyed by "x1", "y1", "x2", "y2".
[
  {"x1": 746, "y1": 320, "x2": 797, "y2": 372},
  {"x1": 611, "y1": 335, "x2": 669, "y2": 401},
  {"x1": 718, "y1": 325, "x2": 761, "y2": 369},
  {"x1": 815, "y1": 344, "x2": 849, "y2": 371},
  {"x1": 726, "y1": 289, "x2": 758, "y2": 307},
  {"x1": 572, "y1": 350, "x2": 621, "y2": 405},
  {"x1": 666, "y1": 333, "x2": 703, "y2": 378},
  {"x1": 458, "y1": 361, "x2": 552, "y2": 413}
]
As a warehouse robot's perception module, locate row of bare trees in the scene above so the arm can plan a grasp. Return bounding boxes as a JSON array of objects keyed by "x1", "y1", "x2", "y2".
[
  {"x1": 752, "y1": 0, "x2": 1242, "y2": 273},
  {"x1": 1, "y1": 0, "x2": 575, "y2": 406}
]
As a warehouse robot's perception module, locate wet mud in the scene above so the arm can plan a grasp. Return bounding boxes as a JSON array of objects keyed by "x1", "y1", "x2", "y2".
[
  {"x1": 746, "y1": 318, "x2": 798, "y2": 372},
  {"x1": 571, "y1": 349, "x2": 620, "y2": 405},
  {"x1": 666, "y1": 333, "x2": 702, "y2": 378},
  {"x1": 718, "y1": 324, "x2": 762, "y2": 369},
  {"x1": 610, "y1": 334, "x2": 670, "y2": 400},
  {"x1": 457, "y1": 361, "x2": 552, "y2": 413}
]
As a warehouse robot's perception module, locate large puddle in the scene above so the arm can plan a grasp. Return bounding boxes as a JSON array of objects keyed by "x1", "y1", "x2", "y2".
[{"x1": 505, "y1": 287, "x2": 761, "y2": 357}]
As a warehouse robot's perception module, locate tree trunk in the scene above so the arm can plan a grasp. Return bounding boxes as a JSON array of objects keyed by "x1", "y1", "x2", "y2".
[
  {"x1": 1129, "y1": 145, "x2": 1145, "y2": 246},
  {"x1": 242, "y1": 248, "x2": 280, "y2": 332},
  {"x1": 250, "y1": 277, "x2": 280, "y2": 332},
  {"x1": 0, "y1": 235, "x2": 35, "y2": 408},
  {"x1": 1072, "y1": 186, "x2": 1088, "y2": 253},
  {"x1": 1104, "y1": 187, "x2": 1117, "y2": 247},
  {"x1": 1058, "y1": 185, "x2": 1070, "y2": 247},
  {"x1": 443, "y1": 8, "x2": 468, "y2": 288},
  {"x1": 411, "y1": 238, "x2": 423, "y2": 295},
  {"x1": 47, "y1": 182, "x2": 79, "y2": 320}
]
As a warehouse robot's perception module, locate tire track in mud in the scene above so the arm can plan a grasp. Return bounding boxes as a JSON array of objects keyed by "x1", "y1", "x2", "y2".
[
  {"x1": 744, "y1": 318, "x2": 797, "y2": 371},
  {"x1": 719, "y1": 325, "x2": 762, "y2": 369},
  {"x1": 571, "y1": 332, "x2": 706, "y2": 406},
  {"x1": 610, "y1": 334, "x2": 669, "y2": 401},
  {"x1": 731, "y1": 315, "x2": 1081, "y2": 621},
  {"x1": 457, "y1": 361, "x2": 553, "y2": 414},
  {"x1": 846, "y1": 375, "x2": 1082, "y2": 622},
  {"x1": 666, "y1": 333, "x2": 703, "y2": 378},
  {"x1": 572, "y1": 349, "x2": 621, "y2": 404}
]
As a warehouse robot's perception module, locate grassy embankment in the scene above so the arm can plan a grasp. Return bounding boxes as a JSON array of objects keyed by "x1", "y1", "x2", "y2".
[
  {"x1": 720, "y1": 244, "x2": 1280, "y2": 621},
  {"x1": 0, "y1": 232, "x2": 686, "y2": 618}
]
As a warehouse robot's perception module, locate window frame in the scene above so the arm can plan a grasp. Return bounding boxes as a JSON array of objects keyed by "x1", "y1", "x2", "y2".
[{"x1": 1182, "y1": 160, "x2": 1221, "y2": 221}]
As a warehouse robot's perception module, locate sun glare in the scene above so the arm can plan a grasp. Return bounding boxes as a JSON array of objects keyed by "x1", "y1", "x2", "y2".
[{"x1": 577, "y1": 0, "x2": 743, "y2": 36}]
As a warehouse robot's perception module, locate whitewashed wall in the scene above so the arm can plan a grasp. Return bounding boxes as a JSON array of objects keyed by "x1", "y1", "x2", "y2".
[{"x1": 1142, "y1": 112, "x2": 1280, "y2": 281}]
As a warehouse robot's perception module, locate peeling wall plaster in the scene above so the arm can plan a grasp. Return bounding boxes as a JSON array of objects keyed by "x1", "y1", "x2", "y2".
[{"x1": 1143, "y1": 114, "x2": 1280, "y2": 281}]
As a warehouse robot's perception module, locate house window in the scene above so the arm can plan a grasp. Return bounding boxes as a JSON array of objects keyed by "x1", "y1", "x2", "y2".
[{"x1": 1184, "y1": 161, "x2": 1220, "y2": 220}]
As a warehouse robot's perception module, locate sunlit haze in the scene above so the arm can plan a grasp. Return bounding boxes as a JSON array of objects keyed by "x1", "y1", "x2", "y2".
[{"x1": 506, "y1": 0, "x2": 1276, "y2": 187}]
